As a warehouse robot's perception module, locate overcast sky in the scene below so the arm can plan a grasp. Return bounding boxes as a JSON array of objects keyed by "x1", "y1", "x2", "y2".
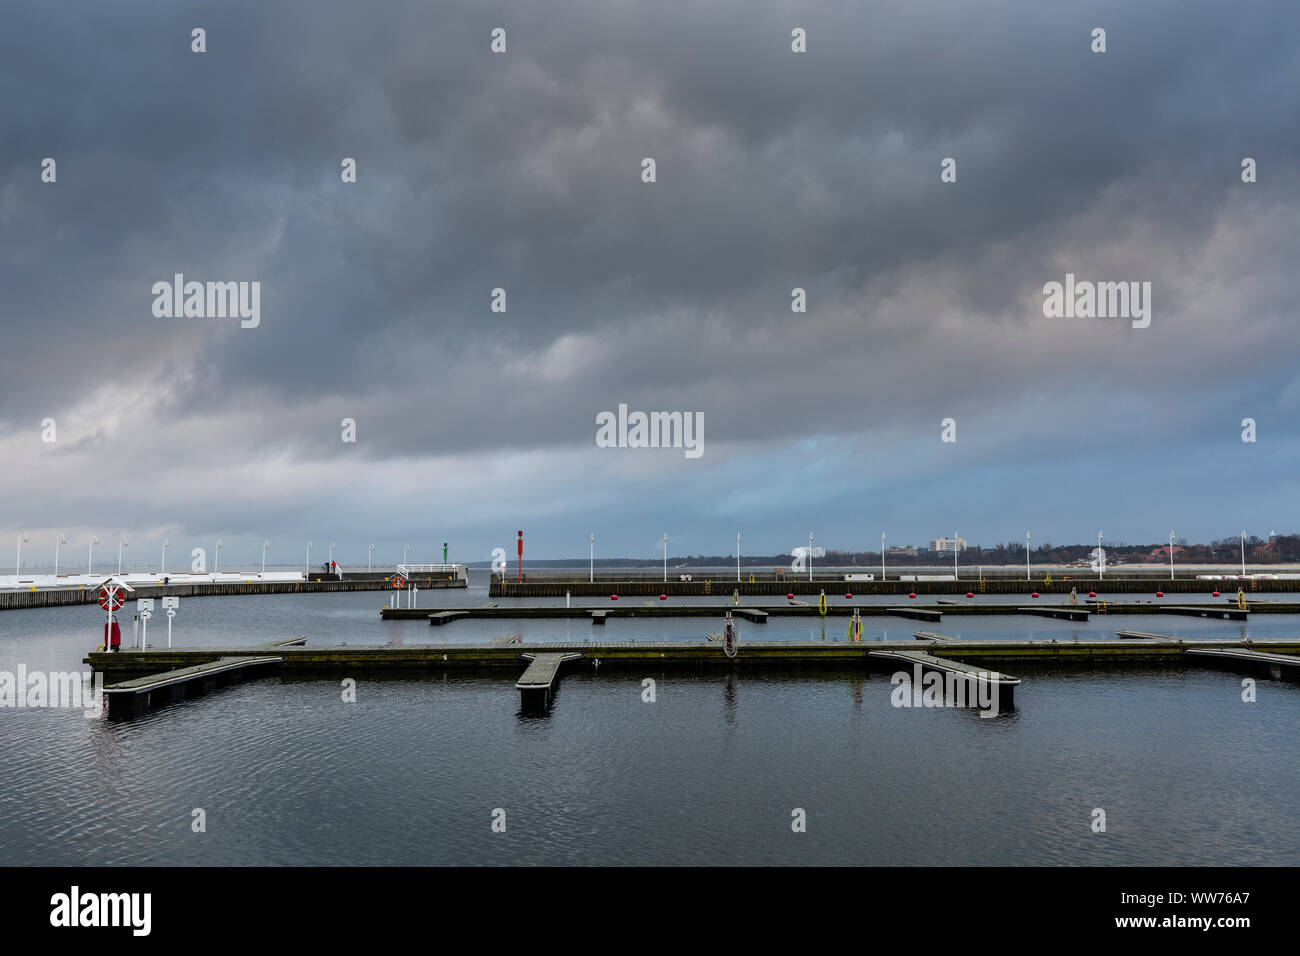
[{"x1": 2, "y1": 0, "x2": 1298, "y2": 568}]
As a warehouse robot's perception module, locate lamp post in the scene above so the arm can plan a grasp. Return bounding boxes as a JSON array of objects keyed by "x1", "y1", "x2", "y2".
[
  {"x1": 329, "y1": 542, "x2": 335, "y2": 570},
  {"x1": 1097, "y1": 531, "x2": 1103, "y2": 581},
  {"x1": 305, "y1": 542, "x2": 312, "y2": 577},
  {"x1": 808, "y1": 532, "x2": 814, "y2": 582},
  {"x1": 215, "y1": 539, "x2": 223, "y2": 573},
  {"x1": 736, "y1": 533, "x2": 741, "y2": 583},
  {"x1": 54, "y1": 533, "x2": 66, "y2": 579},
  {"x1": 161, "y1": 538, "x2": 168, "y2": 576},
  {"x1": 1169, "y1": 531, "x2": 1175, "y2": 580},
  {"x1": 881, "y1": 532, "x2": 886, "y2": 582},
  {"x1": 15, "y1": 529, "x2": 29, "y2": 579},
  {"x1": 88, "y1": 535, "x2": 100, "y2": 577},
  {"x1": 117, "y1": 535, "x2": 128, "y2": 575},
  {"x1": 403, "y1": 544, "x2": 412, "y2": 567},
  {"x1": 589, "y1": 534, "x2": 594, "y2": 583},
  {"x1": 262, "y1": 540, "x2": 270, "y2": 576},
  {"x1": 368, "y1": 543, "x2": 374, "y2": 572},
  {"x1": 663, "y1": 533, "x2": 668, "y2": 584},
  {"x1": 1026, "y1": 531, "x2": 1031, "y2": 582},
  {"x1": 1241, "y1": 530, "x2": 1247, "y2": 577},
  {"x1": 953, "y1": 531, "x2": 959, "y2": 581}
]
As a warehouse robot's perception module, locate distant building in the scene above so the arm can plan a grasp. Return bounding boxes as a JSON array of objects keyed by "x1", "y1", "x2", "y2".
[
  {"x1": 886, "y1": 545, "x2": 918, "y2": 557},
  {"x1": 929, "y1": 536, "x2": 968, "y2": 554}
]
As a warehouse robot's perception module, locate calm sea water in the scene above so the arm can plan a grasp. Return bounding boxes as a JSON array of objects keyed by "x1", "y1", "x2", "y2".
[{"x1": 2, "y1": 583, "x2": 1298, "y2": 865}]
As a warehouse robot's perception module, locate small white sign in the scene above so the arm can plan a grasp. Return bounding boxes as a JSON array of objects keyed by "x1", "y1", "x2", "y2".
[
  {"x1": 161, "y1": 596, "x2": 179, "y2": 609},
  {"x1": 137, "y1": 598, "x2": 154, "y2": 611}
]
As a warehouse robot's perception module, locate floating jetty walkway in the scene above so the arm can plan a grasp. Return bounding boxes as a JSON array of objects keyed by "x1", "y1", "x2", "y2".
[
  {"x1": 491, "y1": 573, "x2": 1300, "y2": 599},
  {"x1": 382, "y1": 601, "x2": 1292, "y2": 622},
  {"x1": 86, "y1": 633, "x2": 1300, "y2": 716}
]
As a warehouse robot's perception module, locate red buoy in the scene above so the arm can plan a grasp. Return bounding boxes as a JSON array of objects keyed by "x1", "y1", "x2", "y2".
[
  {"x1": 1088, "y1": 591, "x2": 1097, "y2": 598},
  {"x1": 844, "y1": 593, "x2": 853, "y2": 599},
  {"x1": 1155, "y1": 591, "x2": 1164, "y2": 598},
  {"x1": 786, "y1": 593, "x2": 794, "y2": 600},
  {"x1": 908, "y1": 592, "x2": 917, "y2": 599},
  {"x1": 610, "y1": 594, "x2": 618, "y2": 601},
  {"x1": 1212, "y1": 590, "x2": 1221, "y2": 597},
  {"x1": 966, "y1": 592, "x2": 974, "y2": 599},
  {"x1": 1031, "y1": 592, "x2": 1039, "y2": 598},
  {"x1": 659, "y1": 594, "x2": 667, "y2": 600}
]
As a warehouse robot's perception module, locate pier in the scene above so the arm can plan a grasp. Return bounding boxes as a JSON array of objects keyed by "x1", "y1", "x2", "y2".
[
  {"x1": 378, "y1": 600, "x2": 1299, "y2": 622},
  {"x1": 1161, "y1": 605, "x2": 1249, "y2": 621},
  {"x1": 867, "y1": 648, "x2": 1020, "y2": 709},
  {"x1": 1017, "y1": 606, "x2": 1090, "y2": 621},
  {"x1": 1184, "y1": 647, "x2": 1300, "y2": 681},
  {"x1": 1, "y1": 570, "x2": 466, "y2": 613},
  {"x1": 515, "y1": 652, "x2": 584, "y2": 707},
  {"x1": 490, "y1": 573, "x2": 1300, "y2": 599},
  {"x1": 104, "y1": 656, "x2": 283, "y2": 717},
  {"x1": 83, "y1": 635, "x2": 1300, "y2": 718}
]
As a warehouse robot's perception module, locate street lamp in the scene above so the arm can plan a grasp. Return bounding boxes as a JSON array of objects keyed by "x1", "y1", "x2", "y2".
[
  {"x1": 881, "y1": 532, "x2": 886, "y2": 582},
  {"x1": 1241, "y1": 530, "x2": 1247, "y2": 577},
  {"x1": 215, "y1": 539, "x2": 223, "y2": 573},
  {"x1": 663, "y1": 533, "x2": 668, "y2": 584},
  {"x1": 161, "y1": 538, "x2": 169, "y2": 575},
  {"x1": 15, "y1": 529, "x2": 29, "y2": 579},
  {"x1": 262, "y1": 540, "x2": 270, "y2": 576},
  {"x1": 1026, "y1": 531, "x2": 1031, "y2": 582},
  {"x1": 54, "y1": 533, "x2": 66, "y2": 579},
  {"x1": 117, "y1": 535, "x2": 128, "y2": 575},
  {"x1": 306, "y1": 541, "x2": 312, "y2": 576},
  {"x1": 1097, "y1": 531, "x2": 1103, "y2": 581},
  {"x1": 329, "y1": 542, "x2": 336, "y2": 569},
  {"x1": 736, "y1": 533, "x2": 741, "y2": 583},
  {"x1": 368, "y1": 543, "x2": 374, "y2": 572},
  {"x1": 953, "y1": 531, "x2": 959, "y2": 581},
  {"x1": 403, "y1": 544, "x2": 412, "y2": 566},
  {"x1": 1169, "y1": 531, "x2": 1175, "y2": 580},
  {"x1": 808, "y1": 532, "x2": 814, "y2": 582},
  {"x1": 88, "y1": 535, "x2": 100, "y2": 577},
  {"x1": 589, "y1": 534, "x2": 594, "y2": 583}
]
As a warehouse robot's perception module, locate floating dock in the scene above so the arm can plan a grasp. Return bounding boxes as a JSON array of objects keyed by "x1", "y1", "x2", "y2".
[
  {"x1": 1161, "y1": 606, "x2": 1249, "y2": 621},
  {"x1": 868, "y1": 649, "x2": 1020, "y2": 709},
  {"x1": 1017, "y1": 606, "x2": 1090, "y2": 621},
  {"x1": 378, "y1": 601, "x2": 1292, "y2": 622},
  {"x1": 515, "y1": 652, "x2": 584, "y2": 708}
]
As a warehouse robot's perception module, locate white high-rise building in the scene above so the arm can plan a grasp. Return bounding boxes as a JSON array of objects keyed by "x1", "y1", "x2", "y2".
[{"x1": 929, "y1": 536, "x2": 967, "y2": 554}]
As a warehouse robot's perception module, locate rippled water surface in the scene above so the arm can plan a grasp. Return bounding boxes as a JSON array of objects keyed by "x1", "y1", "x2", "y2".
[{"x1": 2, "y1": 584, "x2": 1298, "y2": 865}]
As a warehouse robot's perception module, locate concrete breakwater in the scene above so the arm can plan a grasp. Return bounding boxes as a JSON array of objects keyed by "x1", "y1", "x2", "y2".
[
  {"x1": 490, "y1": 575, "x2": 1289, "y2": 598},
  {"x1": 0, "y1": 574, "x2": 465, "y2": 612}
]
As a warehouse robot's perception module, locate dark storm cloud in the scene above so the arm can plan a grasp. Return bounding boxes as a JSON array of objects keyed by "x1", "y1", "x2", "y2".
[{"x1": 2, "y1": 0, "x2": 1298, "y2": 557}]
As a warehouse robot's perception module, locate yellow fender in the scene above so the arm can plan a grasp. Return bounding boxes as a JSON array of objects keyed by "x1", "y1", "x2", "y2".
[{"x1": 818, "y1": 591, "x2": 827, "y2": 616}]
